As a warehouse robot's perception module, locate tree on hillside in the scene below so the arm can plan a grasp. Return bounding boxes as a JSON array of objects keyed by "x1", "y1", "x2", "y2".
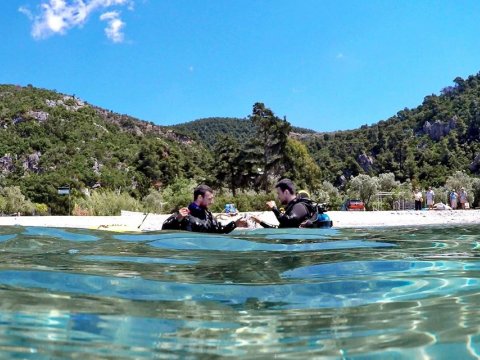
[
  {"x1": 136, "y1": 138, "x2": 204, "y2": 190},
  {"x1": 347, "y1": 174, "x2": 378, "y2": 209},
  {"x1": 283, "y1": 138, "x2": 321, "y2": 191},
  {"x1": 235, "y1": 143, "x2": 263, "y2": 191},
  {"x1": 377, "y1": 172, "x2": 399, "y2": 192},
  {"x1": 212, "y1": 135, "x2": 242, "y2": 196},
  {"x1": 312, "y1": 180, "x2": 342, "y2": 210},
  {"x1": 250, "y1": 102, "x2": 291, "y2": 191},
  {"x1": 0, "y1": 186, "x2": 34, "y2": 215}
]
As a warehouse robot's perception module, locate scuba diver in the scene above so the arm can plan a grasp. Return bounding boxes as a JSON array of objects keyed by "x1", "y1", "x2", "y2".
[
  {"x1": 252, "y1": 179, "x2": 332, "y2": 228},
  {"x1": 162, "y1": 184, "x2": 248, "y2": 233}
]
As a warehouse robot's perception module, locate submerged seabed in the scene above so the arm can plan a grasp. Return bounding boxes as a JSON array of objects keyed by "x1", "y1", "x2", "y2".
[{"x1": 0, "y1": 225, "x2": 480, "y2": 359}]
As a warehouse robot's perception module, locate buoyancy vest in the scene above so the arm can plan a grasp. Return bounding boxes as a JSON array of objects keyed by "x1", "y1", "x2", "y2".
[{"x1": 292, "y1": 198, "x2": 333, "y2": 228}]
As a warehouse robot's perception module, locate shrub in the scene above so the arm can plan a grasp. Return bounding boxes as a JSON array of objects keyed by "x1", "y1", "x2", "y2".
[
  {"x1": 72, "y1": 203, "x2": 92, "y2": 216},
  {"x1": 0, "y1": 186, "x2": 34, "y2": 215},
  {"x1": 74, "y1": 190, "x2": 143, "y2": 216},
  {"x1": 312, "y1": 181, "x2": 342, "y2": 210},
  {"x1": 160, "y1": 178, "x2": 197, "y2": 213},
  {"x1": 142, "y1": 189, "x2": 165, "y2": 214},
  {"x1": 34, "y1": 203, "x2": 49, "y2": 215},
  {"x1": 210, "y1": 190, "x2": 275, "y2": 213}
]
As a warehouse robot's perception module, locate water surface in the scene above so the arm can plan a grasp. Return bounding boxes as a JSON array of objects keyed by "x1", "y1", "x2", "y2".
[{"x1": 0, "y1": 225, "x2": 480, "y2": 359}]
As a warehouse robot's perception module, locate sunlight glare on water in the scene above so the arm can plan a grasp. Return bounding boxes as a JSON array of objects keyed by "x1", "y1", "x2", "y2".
[{"x1": 0, "y1": 225, "x2": 480, "y2": 359}]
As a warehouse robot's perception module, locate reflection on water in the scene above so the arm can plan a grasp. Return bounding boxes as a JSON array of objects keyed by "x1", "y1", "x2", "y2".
[{"x1": 0, "y1": 225, "x2": 480, "y2": 358}]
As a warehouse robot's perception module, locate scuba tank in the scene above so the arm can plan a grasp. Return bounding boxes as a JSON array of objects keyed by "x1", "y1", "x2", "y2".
[
  {"x1": 297, "y1": 198, "x2": 333, "y2": 228},
  {"x1": 315, "y1": 209, "x2": 333, "y2": 228}
]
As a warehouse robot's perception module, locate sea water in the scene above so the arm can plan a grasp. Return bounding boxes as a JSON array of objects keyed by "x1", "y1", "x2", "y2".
[{"x1": 0, "y1": 225, "x2": 480, "y2": 359}]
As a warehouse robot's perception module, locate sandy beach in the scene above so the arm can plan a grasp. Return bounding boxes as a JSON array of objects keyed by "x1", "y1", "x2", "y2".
[{"x1": 0, "y1": 209, "x2": 478, "y2": 231}]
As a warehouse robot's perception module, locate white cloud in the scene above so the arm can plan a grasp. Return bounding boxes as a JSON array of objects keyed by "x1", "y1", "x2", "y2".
[
  {"x1": 19, "y1": 0, "x2": 134, "y2": 43},
  {"x1": 18, "y1": 6, "x2": 33, "y2": 20},
  {"x1": 100, "y1": 11, "x2": 125, "y2": 43}
]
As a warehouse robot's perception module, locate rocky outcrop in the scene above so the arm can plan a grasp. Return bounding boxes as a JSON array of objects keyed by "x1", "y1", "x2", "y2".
[
  {"x1": 12, "y1": 97, "x2": 83, "y2": 125},
  {"x1": 358, "y1": 153, "x2": 374, "y2": 172},
  {"x1": 46, "y1": 96, "x2": 85, "y2": 111},
  {"x1": 27, "y1": 111, "x2": 49, "y2": 122},
  {"x1": 0, "y1": 154, "x2": 14, "y2": 175},
  {"x1": 23, "y1": 151, "x2": 41, "y2": 173},
  {"x1": 0, "y1": 152, "x2": 42, "y2": 175},
  {"x1": 164, "y1": 130, "x2": 194, "y2": 145},
  {"x1": 93, "y1": 107, "x2": 195, "y2": 145},
  {"x1": 337, "y1": 174, "x2": 348, "y2": 189},
  {"x1": 11, "y1": 111, "x2": 49, "y2": 125},
  {"x1": 470, "y1": 153, "x2": 480, "y2": 172},
  {"x1": 423, "y1": 117, "x2": 457, "y2": 140},
  {"x1": 92, "y1": 159, "x2": 102, "y2": 175}
]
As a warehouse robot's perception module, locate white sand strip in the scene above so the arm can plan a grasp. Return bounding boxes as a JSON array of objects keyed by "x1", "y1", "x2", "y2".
[
  {"x1": 0, "y1": 210, "x2": 477, "y2": 231},
  {"x1": 329, "y1": 210, "x2": 480, "y2": 228}
]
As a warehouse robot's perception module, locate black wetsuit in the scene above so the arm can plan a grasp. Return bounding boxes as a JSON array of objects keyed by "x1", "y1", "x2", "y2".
[
  {"x1": 262, "y1": 198, "x2": 314, "y2": 228},
  {"x1": 162, "y1": 202, "x2": 237, "y2": 233}
]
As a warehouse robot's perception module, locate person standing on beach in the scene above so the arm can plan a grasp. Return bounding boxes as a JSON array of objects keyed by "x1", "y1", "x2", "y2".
[
  {"x1": 162, "y1": 184, "x2": 247, "y2": 233},
  {"x1": 414, "y1": 188, "x2": 423, "y2": 210},
  {"x1": 425, "y1": 187, "x2": 435, "y2": 210},
  {"x1": 449, "y1": 189, "x2": 458, "y2": 210},
  {"x1": 459, "y1": 187, "x2": 468, "y2": 209}
]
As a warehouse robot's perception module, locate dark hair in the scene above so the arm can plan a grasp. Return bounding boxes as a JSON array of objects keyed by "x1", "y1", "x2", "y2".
[
  {"x1": 275, "y1": 178, "x2": 295, "y2": 194},
  {"x1": 194, "y1": 184, "x2": 213, "y2": 200}
]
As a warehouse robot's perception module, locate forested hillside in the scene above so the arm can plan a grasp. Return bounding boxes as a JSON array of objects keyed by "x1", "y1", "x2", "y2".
[
  {"x1": 171, "y1": 117, "x2": 315, "y2": 149},
  {"x1": 173, "y1": 73, "x2": 480, "y2": 189},
  {"x1": 0, "y1": 85, "x2": 319, "y2": 214},
  {"x1": 0, "y1": 84, "x2": 209, "y2": 214},
  {"x1": 3, "y1": 72, "x2": 480, "y2": 214},
  {"x1": 303, "y1": 73, "x2": 480, "y2": 187}
]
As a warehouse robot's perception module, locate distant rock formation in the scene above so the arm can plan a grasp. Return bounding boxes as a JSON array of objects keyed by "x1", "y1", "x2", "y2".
[
  {"x1": 337, "y1": 174, "x2": 348, "y2": 189},
  {"x1": 423, "y1": 116, "x2": 457, "y2": 140},
  {"x1": 358, "y1": 153, "x2": 374, "y2": 172},
  {"x1": 26, "y1": 111, "x2": 49, "y2": 122},
  {"x1": 23, "y1": 151, "x2": 41, "y2": 173},
  {"x1": 46, "y1": 96, "x2": 85, "y2": 111},
  {"x1": 0, "y1": 154, "x2": 14, "y2": 175},
  {"x1": 470, "y1": 153, "x2": 480, "y2": 172},
  {"x1": 0, "y1": 152, "x2": 41, "y2": 175},
  {"x1": 93, "y1": 107, "x2": 195, "y2": 145},
  {"x1": 164, "y1": 130, "x2": 194, "y2": 145},
  {"x1": 92, "y1": 158, "x2": 102, "y2": 175}
]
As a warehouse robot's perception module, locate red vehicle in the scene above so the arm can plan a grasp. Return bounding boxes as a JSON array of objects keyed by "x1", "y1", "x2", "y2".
[{"x1": 342, "y1": 199, "x2": 366, "y2": 211}]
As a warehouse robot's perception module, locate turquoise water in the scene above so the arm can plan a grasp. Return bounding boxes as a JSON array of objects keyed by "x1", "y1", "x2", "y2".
[{"x1": 1, "y1": 225, "x2": 480, "y2": 358}]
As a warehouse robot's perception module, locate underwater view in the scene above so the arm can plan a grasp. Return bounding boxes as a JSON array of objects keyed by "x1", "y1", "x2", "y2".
[{"x1": 0, "y1": 225, "x2": 480, "y2": 359}]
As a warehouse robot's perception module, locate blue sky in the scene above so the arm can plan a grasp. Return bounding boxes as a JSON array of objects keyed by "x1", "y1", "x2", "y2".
[{"x1": 2, "y1": 0, "x2": 480, "y2": 132}]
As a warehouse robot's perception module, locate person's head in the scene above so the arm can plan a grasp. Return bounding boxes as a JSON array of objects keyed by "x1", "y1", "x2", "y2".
[
  {"x1": 193, "y1": 184, "x2": 214, "y2": 208},
  {"x1": 275, "y1": 179, "x2": 296, "y2": 205},
  {"x1": 297, "y1": 190, "x2": 310, "y2": 199}
]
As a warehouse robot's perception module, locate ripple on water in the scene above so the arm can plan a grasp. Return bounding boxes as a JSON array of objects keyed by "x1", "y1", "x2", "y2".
[{"x1": 0, "y1": 225, "x2": 477, "y2": 358}]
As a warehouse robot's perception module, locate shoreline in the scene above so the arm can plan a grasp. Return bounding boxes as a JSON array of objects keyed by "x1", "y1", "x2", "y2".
[{"x1": 0, "y1": 209, "x2": 478, "y2": 231}]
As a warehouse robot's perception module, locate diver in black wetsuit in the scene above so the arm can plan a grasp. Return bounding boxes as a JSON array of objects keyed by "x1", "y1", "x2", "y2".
[
  {"x1": 162, "y1": 184, "x2": 248, "y2": 233},
  {"x1": 252, "y1": 179, "x2": 315, "y2": 228}
]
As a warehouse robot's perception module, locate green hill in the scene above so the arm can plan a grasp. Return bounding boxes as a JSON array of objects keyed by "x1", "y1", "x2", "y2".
[
  {"x1": 300, "y1": 73, "x2": 480, "y2": 187},
  {"x1": 169, "y1": 73, "x2": 480, "y2": 188},
  {"x1": 3, "y1": 72, "x2": 480, "y2": 213},
  {"x1": 0, "y1": 84, "x2": 208, "y2": 213},
  {"x1": 171, "y1": 117, "x2": 315, "y2": 149}
]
